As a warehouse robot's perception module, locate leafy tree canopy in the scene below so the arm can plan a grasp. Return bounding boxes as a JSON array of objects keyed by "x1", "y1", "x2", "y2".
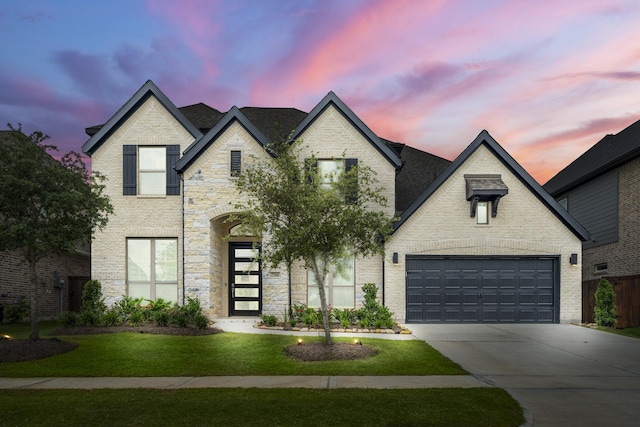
[
  {"x1": 231, "y1": 139, "x2": 396, "y2": 343},
  {"x1": 0, "y1": 124, "x2": 113, "y2": 338}
]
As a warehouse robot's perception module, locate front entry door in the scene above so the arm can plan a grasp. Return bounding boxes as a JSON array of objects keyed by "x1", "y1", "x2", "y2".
[{"x1": 229, "y1": 242, "x2": 262, "y2": 316}]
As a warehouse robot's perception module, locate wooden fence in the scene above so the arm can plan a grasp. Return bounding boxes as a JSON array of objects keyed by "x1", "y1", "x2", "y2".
[{"x1": 583, "y1": 275, "x2": 640, "y2": 329}]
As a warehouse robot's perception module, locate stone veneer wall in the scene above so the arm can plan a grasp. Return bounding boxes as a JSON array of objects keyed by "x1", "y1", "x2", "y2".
[
  {"x1": 182, "y1": 105, "x2": 397, "y2": 318},
  {"x1": 385, "y1": 145, "x2": 584, "y2": 323},
  {"x1": 90, "y1": 96, "x2": 193, "y2": 306},
  {"x1": 582, "y1": 156, "x2": 640, "y2": 280}
]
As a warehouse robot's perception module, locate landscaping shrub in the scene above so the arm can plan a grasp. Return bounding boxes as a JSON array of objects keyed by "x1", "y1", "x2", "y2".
[
  {"x1": 103, "y1": 308, "x2": 123, "y2": 327},
  {"x1": 357, "y1": 283, "x2": 394, "y2": 328},
  {"x1": 594, "y1": 278, "x2": 617, "y2": 327},
  {"x1": 80, "y1": 310, "x2": 101, "y2": 326},
  {"x1": 4, "y1": 297, "x2": 30, "y2": 323},
  {"x1": 81, "y1": 280, "x2": 107, "y2": 315},
  {"x1": 194, "y1": 313, "x2": 208, "y2": 329},
  {"x1": 261, "y1": 314, "x2": 278, "y2": 326},
  {"x1": 59, "y1": 310, "x2": 79, "y2": 327}
]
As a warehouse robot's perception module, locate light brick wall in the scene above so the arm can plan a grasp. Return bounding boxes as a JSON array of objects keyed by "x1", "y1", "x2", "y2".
[
  {"x1": 386, "y1": 145, "x2": 584, "y2": 323},
  {"x1": 583, "y1": 157, "x2": 640, "y2": 279},
  {"x1": 90, "y1": 96, "x2": 194, "y2": 306}
]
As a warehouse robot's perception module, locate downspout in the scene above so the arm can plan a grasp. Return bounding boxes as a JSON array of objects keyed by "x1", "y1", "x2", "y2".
[
  {"x1": 180, "y1": 172, "x2": 185, "y2": 306},
  {"x1": 382, "y1": 257, "x2": 385, "y2": 306}
]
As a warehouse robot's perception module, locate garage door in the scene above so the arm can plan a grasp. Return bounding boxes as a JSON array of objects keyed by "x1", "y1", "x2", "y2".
[{"x1": 406, "y1": 257, "x2": 558, "y2": 323}]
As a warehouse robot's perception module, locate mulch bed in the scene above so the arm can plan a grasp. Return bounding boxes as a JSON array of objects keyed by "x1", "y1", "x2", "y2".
[{"x1": 284, "y1": 341, "x2": 378, "y2": 362}]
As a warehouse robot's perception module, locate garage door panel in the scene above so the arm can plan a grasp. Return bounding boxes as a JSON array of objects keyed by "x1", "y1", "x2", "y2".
[{"x1": 406, "y1": 256, "x2": 558, "y2": 323}]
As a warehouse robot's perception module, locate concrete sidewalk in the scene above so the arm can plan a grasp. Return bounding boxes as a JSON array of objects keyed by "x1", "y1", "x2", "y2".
[{"x1": 0, "y1": 375, "x2": 488, "y2": 390}]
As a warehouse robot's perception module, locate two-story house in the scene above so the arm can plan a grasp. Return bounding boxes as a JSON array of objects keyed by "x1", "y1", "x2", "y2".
[
  {"x1": 83, "y1": 80, "x2": 588, "y2": 324},
  {"x1": 544, "y1": 119, "x2": 640, "y2": 327}
]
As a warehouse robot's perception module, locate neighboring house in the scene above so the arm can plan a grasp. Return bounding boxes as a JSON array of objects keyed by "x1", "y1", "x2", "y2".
[
  {"x1": 544, "y1": 119, "x2": 640, "y2": 327},
  {"x1": 82, "y1": 80, "x2": 588, "y2": 324},
  {"x1": 0, "y1": 131, "x2": 90, "y2": 320}
]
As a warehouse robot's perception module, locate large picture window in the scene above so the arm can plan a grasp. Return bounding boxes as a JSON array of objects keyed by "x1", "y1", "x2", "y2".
[
  {"x1": 308, "y1": 257, "x2": 355, "y2": 308},
  {"x1": 127, "y1": 238, "x2": 178, "y2": 302}
]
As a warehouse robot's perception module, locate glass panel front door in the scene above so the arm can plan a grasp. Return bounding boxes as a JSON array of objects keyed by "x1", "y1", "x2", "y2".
[{"x1": 229, "y1": 242, "x2": 261, "y2": 316}]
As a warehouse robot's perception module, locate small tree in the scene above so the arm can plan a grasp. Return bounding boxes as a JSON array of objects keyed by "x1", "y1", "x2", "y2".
[
  {"x1": 0, "y1": 125, "x2": 113, "y2": 339},
  {"x1": 594, "y1": 278, "x2": 616, "y2": 327},
  {"x1": 232, "y1": 139, "x2": 395, "y2": 344}
]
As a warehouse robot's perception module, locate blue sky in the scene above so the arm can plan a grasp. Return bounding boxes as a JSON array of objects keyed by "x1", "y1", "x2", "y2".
[{"x1": 2, "y1": 0, "x2": 640, "y2": 183}]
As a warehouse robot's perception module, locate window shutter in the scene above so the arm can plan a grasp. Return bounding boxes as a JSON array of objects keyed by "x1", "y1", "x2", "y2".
[
  {"x1": 166, "y1": 145, "x2": 181, "y2": 195},
  {"x1": 305, "y1": 158, "x2": 318, "y2": 185},
  {"x1": 345, "y1": 158, "x2": 358, "y2": 204},
  {"x1": 123, "y1": 145, "x2": 137, "y2": 195},
  {"x1": 230, "y1": 150, "x2": 241, "y2": 176}
]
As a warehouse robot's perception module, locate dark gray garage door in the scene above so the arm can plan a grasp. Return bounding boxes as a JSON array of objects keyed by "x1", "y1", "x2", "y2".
[{"x1": 406, "y1": 256, "x2": 559, "y2": 323}]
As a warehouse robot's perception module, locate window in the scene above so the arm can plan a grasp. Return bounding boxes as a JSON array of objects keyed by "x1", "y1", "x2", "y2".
[
  {"x1": 317, "y1": 159, "x2": 344, "y2": 189},
  {"x1": 308, "y1": 257, "x2": 355, "y2": 308},
  {"x1": 310, "y1": 158, "x2": 358, "y2": 202},
  {"x1": 476, "y1": 201, "x2": 489, "y2": 224},
  {"x1": 127, "y1": 238, "x2": 178, "y2": 302},
  {"x1": 139, "y1": 147, "x2": 166, "y2": 195},
  {"x1": 594, "y1": 263, "x2": 608, "y2": 274},
  {"x1": 123, "y1": 145, "x2": 180, "y2": 196},
  {"x1": 230, "y1": 150, "x2": 241, "y2": 176}
]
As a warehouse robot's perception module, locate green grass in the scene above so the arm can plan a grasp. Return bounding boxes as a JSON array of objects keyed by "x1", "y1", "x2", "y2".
[
  {"x1": 0, "y1": 388, "x2": 524, "y2": 427},
  {"x1": 0, "y1": 323, "x2": 466, "y2": 377},
  {"x1": 598, "y1": 325, "x2": 640, "y2": 339}
]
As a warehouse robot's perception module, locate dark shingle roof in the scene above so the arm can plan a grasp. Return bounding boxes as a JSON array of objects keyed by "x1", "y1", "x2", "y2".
[
  {"x1": 179, "y1": 103, "x2": 225, "y2": 133},
  {"x1": 544, "y1": 118, "x2": 640, "y2": 195},
  {"x1": 239, "y1": 107, "x2": 307, "y2": 144},
  {"x1": 388, "y1": 141, "x2": 451, "y2": 214}
]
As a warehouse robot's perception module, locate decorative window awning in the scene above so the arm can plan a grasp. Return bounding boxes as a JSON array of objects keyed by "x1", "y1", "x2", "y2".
[{"x1": 465, "y1": 174, "x2": 509, "y2": 218}]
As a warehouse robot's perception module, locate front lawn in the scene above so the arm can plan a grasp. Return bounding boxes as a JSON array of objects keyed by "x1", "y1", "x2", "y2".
[
  {"x1": 598, "y1": 325, "x2": 640, "y2": 339},
  {"x1": 0, "y1": 388, "x2": 524, "y2": 427},
  {"x1": 0, "y1": 326, "x2": 465, "y2": 377}
]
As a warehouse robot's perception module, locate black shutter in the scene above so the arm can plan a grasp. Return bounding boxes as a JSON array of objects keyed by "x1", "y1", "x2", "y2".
[
  {"x1": 230, "y1": 150, "x2": 241, "y2": 176},
  {"x1": 345, "y1": 158, "x2": 358, "y2": 204},
  {"x1": 305, "y1": 158, "x2": 318, "y2": 185},
  {"x1": 123, "y1": 145, "x2": 137, "y2": 195},
  {"x1": 166, "y1": 145, "x2": 180, "y2": 195}
]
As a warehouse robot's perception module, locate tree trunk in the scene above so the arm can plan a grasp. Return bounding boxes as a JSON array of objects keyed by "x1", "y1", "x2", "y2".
[
  {"x1": 29, "y1": 259, "x2": 39, "y2": 340},
  {"x1": 310, "y1": 257, "x2": 332, "y2": 345}
]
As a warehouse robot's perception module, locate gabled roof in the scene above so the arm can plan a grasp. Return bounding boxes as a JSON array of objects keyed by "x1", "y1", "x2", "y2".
[
  {"x1": 82, "y1": 80, "x2": 202, "y2": 155},
  {"x1": 291, "y1": 91, "x2": 402, "y2": 169},
  {"x1": 544, "y1": 118, "x2": 640, "y2": 195},
  {"x1": 393, "y1": 130, "x2": 591, "y2": 241},
  {"x1": 175, "y1": 106, "x2": 270, "y2": 172}
]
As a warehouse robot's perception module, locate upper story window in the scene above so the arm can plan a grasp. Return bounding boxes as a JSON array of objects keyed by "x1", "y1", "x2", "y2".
[
  {"x1": 123, "y1": 145, "x2": 180, "y2": 196},
  {"x1": 476, "y1": 201, "x2": 489, "y2": 224},
  {"x1": 139, "y1": 147, "x2": 166, "y2": 195},
  {"x1": 465, "y1": 174, "x2": 508, "y2": 221},
  {"x1": 230, "y1": 150, "x2": 242, "y2": 177},
  {"x1": 317, "y1": 159, "x2": 344, "y2": 189},
  {"x1": 309, "y1": 158, "x2": 358, "y2": 203}
]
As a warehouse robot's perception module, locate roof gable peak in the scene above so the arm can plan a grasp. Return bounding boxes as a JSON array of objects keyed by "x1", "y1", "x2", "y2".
[
  {"x1": 82, "y1": 80, "x2": 202, "y2": 155},
  {"x1": 292, "y1": 91, "x2": 402, "y2": 168}
]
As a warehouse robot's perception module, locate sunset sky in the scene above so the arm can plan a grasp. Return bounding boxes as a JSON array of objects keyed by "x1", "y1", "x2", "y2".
[{"x1": 2, "y1": 0, "x2": 640, "y2": 184}]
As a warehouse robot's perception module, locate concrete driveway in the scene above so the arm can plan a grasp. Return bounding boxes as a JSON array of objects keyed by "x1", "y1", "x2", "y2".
[{"x1": 410, "y1": 324, "x2": 640, "y2": 426}]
